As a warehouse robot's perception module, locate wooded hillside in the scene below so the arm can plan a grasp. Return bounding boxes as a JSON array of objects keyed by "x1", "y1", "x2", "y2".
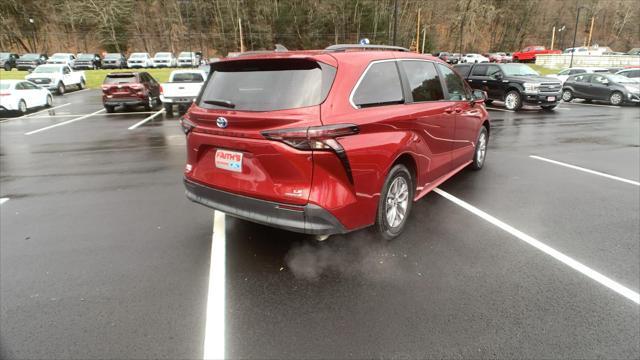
[{"x1": 1, "y1": 0, "x2": 638, "y2": 57}]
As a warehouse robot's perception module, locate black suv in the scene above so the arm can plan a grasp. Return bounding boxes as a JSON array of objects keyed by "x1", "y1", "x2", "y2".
[
  {"x1": 454, "y1": 63, "x2": 562, "y2": 111},
  {"x1": 101, "y1": 53, "x2": 127, "y2": 69},
  {"x1": 16, "y1": 53, "x2": 48, "y2": 71},
  {"x1": 0, "y1": 52, "x2": 19, "y2": 71},
  {"x1": 74, "y1": 53, "x2": 102, "y2": 70}
]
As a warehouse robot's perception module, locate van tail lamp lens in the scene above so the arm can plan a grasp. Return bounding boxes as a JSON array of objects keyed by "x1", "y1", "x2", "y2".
[
  {"x1": 180, "y1": 116, "x2": 196, "y2": 135},
  {"x1": 262, "y1": 124, "x2": 359, "y2": 184},
  {"x1": 101, "y1": 85, "x2": 110, "y2": 91}
]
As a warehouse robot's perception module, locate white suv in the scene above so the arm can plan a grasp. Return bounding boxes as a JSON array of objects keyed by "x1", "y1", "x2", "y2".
[{"x1": 127, "y1": 53, "x2": 153, "y2": 68}]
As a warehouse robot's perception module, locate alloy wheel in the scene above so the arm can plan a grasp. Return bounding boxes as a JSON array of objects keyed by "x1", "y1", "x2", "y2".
[
  {"x1": 610, "y1": 92, "x2": 623, "y2": 106},
  {"x1": 385, "y1": 177, "x2": 409, "y2": 228},
  {"x1": 477, "y1": 132, "x2": 487, "y2": 166},
  {"x1": 505, "y1": 92, "x2": 518, "y2": 110}
]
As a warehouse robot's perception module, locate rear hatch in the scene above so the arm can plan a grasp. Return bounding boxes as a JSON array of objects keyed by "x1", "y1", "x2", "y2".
[
  {"x1": 186, "y1": 58, "x2": 336, "y2": 205},
  {"x1": 102, "y1": 73, "x2": 142, "y2": 98}
]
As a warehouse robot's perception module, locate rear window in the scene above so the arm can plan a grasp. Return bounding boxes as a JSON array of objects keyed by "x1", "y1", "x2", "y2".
[
  {"x1": 199, "y1": 59, "x2": 336, "y2": 111},
  {"x1": 172, "y1": 73, "x2": 204, "y2": 83},
  {"x1": 104, "y1": 74, "x2": 137, "y2": 84},
  {"x1": 352, "y1": 61, "x2": 403, "y2": 108}
]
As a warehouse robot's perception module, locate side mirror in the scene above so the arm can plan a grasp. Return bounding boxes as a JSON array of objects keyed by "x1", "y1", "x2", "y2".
[
  {"x1": 494, "y1": 72, "x2": 503, "y2": 80},
  {"x1": 472, "y1": 89, "x2": 487, "y2": 103}
]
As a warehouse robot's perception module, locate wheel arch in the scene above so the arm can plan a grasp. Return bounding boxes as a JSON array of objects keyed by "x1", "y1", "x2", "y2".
[{"x1": 389, "y1": 152, "x2": 418, "y2": 191}]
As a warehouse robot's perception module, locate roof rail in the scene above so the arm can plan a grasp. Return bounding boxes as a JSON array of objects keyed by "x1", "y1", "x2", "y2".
[{"x1": 324, "y1": 44, "x2": 410, "y2": 52}]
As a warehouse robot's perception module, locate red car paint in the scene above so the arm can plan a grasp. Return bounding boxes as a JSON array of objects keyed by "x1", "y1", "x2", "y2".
[
  {"x1": 101, "y1": 72, "x2": 160, "y2": 112},
  {"x1": 183, "y1": 49, "x2": 490, "y2": 236}
]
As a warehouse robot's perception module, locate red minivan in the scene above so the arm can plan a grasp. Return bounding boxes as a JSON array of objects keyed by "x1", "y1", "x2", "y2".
[
  {"x1": 182, "y1": 45, "x2": 490, "y2": 239},
  {"x1": 101, "y1": 72, "x2": 160, "y2": 113}
]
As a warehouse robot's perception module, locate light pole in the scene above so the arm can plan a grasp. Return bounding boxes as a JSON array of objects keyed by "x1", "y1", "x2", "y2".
[
  {"x1": 29, "y1": 18, "x2": 35, "y2": 52},
  {"x1": 557, "y1": 25, "x2": 566, "y2": 50},
  {"x1": 569, "y1": 6, "x2": 588, "y2": 68}
]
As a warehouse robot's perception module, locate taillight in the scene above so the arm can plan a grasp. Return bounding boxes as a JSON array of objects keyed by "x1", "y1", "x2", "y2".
[
  {"x1": 0, "y1": 92, "x2": 10, "y2": 96},
  {"x1": 101, "y1": 85, "x2": 110, "y2": 92},
  {"x1": 130, "y1": 84, "x2": 143, "y2": 90},
  {"x1": 179, "y1": 115, "x2": 196, "y2": 135},
  {"x1": 262, "y1": 124, "x2": 359, "y2": 183}
]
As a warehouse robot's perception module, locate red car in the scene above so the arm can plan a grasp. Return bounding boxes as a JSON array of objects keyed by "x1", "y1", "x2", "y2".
[
  {"x1": 182, "y1": 45, "x2": 490, "y2": 239},
  {"x1": 512, "y1": 46, "x2": 561, "y2": 63},
  {"x1": 101, "y1": 72, "x2": 161, "y2": 113}
]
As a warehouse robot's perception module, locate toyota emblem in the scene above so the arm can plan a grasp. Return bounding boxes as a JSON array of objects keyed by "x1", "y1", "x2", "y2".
[{"x1": 216, "y1": 117, "x2": 228, "y2": 128}]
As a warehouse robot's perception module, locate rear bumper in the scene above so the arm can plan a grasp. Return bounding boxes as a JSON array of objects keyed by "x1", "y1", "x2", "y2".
[
  {"x1": 103, "y1": 97, "x2": 146, "y2": 106},
  {"x1": 184, "y1": 177, "x2": 347, "y2": 235},
  {"x1": 160, "y1": 96, "x2": 195, "y2": 104}
]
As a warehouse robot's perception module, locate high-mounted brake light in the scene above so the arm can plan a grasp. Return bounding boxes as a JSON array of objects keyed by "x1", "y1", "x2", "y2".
[{"x1": 262, "y1": 124, "x2": 359, "y2": 183}]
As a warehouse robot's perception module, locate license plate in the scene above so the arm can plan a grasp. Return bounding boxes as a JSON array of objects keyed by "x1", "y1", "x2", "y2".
[
  {"x1": 547, "y1": 96, "x2": 556, "y2": 102},
  {"x1": 215, "y1": 149, "x2": 243, "y2": 172}
]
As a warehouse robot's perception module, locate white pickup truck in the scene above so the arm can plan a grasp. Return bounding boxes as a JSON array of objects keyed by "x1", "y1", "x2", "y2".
[
  {"x1": 160, "y1": 69, "x2": 207, "y2": 115},
  {"x1": 25, "y1": 64, "x2": 86, "y2": 95}
]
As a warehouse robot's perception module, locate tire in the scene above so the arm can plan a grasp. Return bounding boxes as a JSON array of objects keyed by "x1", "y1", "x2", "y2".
[
  {"x1": 17, "y1": 99, "x2": 27, "y2": 115},
  {"x1": 45, "y1": 94, "x2": 53, "y2": 108},
  {"x1": 470, "y1": 126, "x2": 488, "y2": 170},
  {"x1": 513, "y1": 58, "x2": 519, "y2": 63},
  {"x1": 504, "y1": 90, "x2": 522, "y2": 111},
  {"x1": 56, "y1": 82, "x2": 65, "y2": 95},
  {"x1": 374, "y1": 164, "x2": 414, "y2": 240},
  {"x1": 144, "y1": 95, "x2": 153, "y2": 111},
  {"x1": 164, "y1": 104, "x2": 173, "y2": 116},
  {"x1": 561, "y1": 89, "x2": 573, "y2": 102},
  {"x1": 541, "y1": 104, "x2": 557, "y2": 111},
  {"x1": 609, "y1": 91, "x2": 624, "y2": 106},
  {"x1": 78, "y1": 78, "x2": 85, "y2": 90},
  {"x1": 4, "y1": 64, "x2": 10, "y2": 71},
  {"x1": 104, "y1": 105, "x2": 115, "y2": 113}
]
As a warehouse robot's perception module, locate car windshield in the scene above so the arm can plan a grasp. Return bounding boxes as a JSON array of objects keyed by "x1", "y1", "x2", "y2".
[
  {"x1": 77, "y1": 54, "x2": 94, "y2": 60},
  {"x1": 130, "y1": 54, "x2": 146, "y2": 59},
  {"x1": 104, "y1": 74, "x2": 137, "y2": 84},
  {"x1": 0, "y1": 83, "x2": 10, "y2": 90},
  {"x1": 155, "y1": 53, "x2": 171, "y2": 58},
  {"x1": 33, "y1": 66, "x2": 61, "y2": 73},
  {"x1": 50, "y1": 54, "x2": 68, "y2": 59},
  {"x1": 172, "y1": 73, "x2": 204, "y2": 82},
  {"x1": 105, "y1": 54, "x2": 121, "y2": 59},
  {"x1": 607, "y1": 74, "x2": 638, "y2": 84},
  {"x1": 20, "y1": 54, "x2": 40, "y2": 60},
  {"x1": 179, "y1": 52, "x2": 192, "y2": 58},
  {"x1": 199, "y1": 59, "x2": 335, "y2": 111},
  {"x1": 501, "y1": 64, "x2": 539, "y2": 76}
]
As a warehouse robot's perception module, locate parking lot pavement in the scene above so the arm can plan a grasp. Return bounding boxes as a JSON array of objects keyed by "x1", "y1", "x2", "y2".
[{"x1": 1, "y1": 93, "x2": 639, "y2": 359}]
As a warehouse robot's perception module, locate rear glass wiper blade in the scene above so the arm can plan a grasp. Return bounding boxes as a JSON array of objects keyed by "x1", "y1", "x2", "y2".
[{"x1": 204, "y1": 99, "x2": 236, "y2": 108}]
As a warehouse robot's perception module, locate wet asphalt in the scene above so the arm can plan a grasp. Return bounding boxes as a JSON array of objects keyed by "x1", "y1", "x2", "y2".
[{"x1": 0, "y1": 90, "x2": 639, "y2": 359}]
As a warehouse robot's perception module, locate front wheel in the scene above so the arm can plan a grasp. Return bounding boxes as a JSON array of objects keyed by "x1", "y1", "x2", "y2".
[
  {"x1": 78, "y1": 78, "x2": 85, "y2": 90},
  {"x1": 470, "y1": 127, "x2": 488, "y2": 170},
  {"x1": 57, "y1": 82, "x2": 65, "y2": 95},
  {"x1": 45, "y1": 94, "x2": 53, "y2": 107},
  {"x1": 561, "y1": 89, "x2": 573, "y2": 102},
  {"x1": 164, "y1": 104, "x2": 173, "y2": 116},
  {"x1": 374, "y1": 164, "x2": 414, "y2": 240},
  {"x1": 609, "y1": 91, "x2": 624, "y2": 106},
  {"x1": 504, "y1": 90, "x2": 522, "y2": 111},
  {"x1": 17, "y1": 99, "x2": 27, "y2": 114}
]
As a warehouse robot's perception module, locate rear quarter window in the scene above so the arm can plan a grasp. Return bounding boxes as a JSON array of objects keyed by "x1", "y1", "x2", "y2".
[
  {"x1": 400, "y1": 60, "x2": 444, "y2": 102},
  {"x1": 352, "y1": 61, "x2": 404, "y2": 108}
]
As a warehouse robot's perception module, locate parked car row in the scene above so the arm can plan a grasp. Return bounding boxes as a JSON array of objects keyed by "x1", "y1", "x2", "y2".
[{"x1": 0, "y1": 51, "x2": 206, "y2": 71}]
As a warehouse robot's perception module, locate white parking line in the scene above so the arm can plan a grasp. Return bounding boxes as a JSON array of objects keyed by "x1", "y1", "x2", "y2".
[
  {"x1": 30, "y1": 111, "x2": 160, "y2": 119},
  {"x1": 563, "y1": 102, "x2": 620, "y2": 109},
  {"x1": 65, "y1": 88, "x2": 90, "y2": 95},
  {"x1": 0, "y1": 198, "x2": 9, "y2": 205},
  {"x1": 25, "y1": 108, "x2": 105, "y2": 135},
  {"x1": 530, "y1": 155, "x2": 640, "y2": 186},
  {"x1": 128, "y1": 109, "x2": 165, "y2": 130},
  {"x1": 203, "y1": 211, "x2": 226, "y2": 360},
  {"x1": 433, "y1": 188, "x2": 640, "y2": 304},
  {"x1": 0, "y1": 103, "x2": 72, "y2": 123}
]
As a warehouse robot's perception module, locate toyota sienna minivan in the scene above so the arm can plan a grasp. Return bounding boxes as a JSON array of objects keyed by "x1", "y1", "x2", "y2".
[{"x1": 182, "y1": 45, "x2": 490, "y2": 239}]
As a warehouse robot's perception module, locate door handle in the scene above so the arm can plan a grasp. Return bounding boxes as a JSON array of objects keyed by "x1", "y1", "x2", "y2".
[
  {"x1": 444, "y1": 108, "x2": 454, "y2": 114},
  {"x1": 482, "y1": 80, "x2": 487, "y2": 83},
  {"x1": 454, "y1": 108, "x2": 463, "y2": 114}
]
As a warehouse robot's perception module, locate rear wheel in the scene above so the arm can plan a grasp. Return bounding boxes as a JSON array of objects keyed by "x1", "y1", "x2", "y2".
[
  {"x1": 45, "y1": 94, "x2": 53, "y2": 107},
  {"x1": 164, "y1": 104, "x2": 173, "y2": 116},
  {"x1": 78, "y1": 78, "x2": 85, "y2": 89},
  {"x1": 104, "y1": 105, "x2": 115, "y2": 113},
  {"x1": 561, "y1": 89, "x2": 573, "y2": 102},
  {"x1": 504, "y1": 90, "x2": 522, "y2": 111},
  {"x1": 374, "y1": 164, "x2": 414, "y2": 240},
  {"x1": 609, "y1": 91, "x2": 624, "y2": 106},
  {"x1": 18, "y1": 99, "x2": 27, "y2": 114},
  {"x1": 57, "y1": 82, "x2": 65, "y2": 95},
  {"x1": 144, "y1": 95, "x2": 153, "y2": 111},
  {"x1": 4, "y1": 63, "x2": 10, "y2": 71}
]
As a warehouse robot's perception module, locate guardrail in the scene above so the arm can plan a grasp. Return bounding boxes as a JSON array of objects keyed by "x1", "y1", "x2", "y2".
[{"x1": 535, "y1": 54, "x2": 640, "y2": 68}]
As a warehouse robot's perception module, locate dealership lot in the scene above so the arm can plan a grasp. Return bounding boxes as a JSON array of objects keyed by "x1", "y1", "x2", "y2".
[{"x1": 0, "y1": 91, "x2": 638, "y2": 358}]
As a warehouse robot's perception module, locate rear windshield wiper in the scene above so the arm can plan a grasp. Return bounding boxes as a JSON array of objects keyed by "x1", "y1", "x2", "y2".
[{"x1": 204, "y1": 99, "x2": 236, "y2": 109}]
